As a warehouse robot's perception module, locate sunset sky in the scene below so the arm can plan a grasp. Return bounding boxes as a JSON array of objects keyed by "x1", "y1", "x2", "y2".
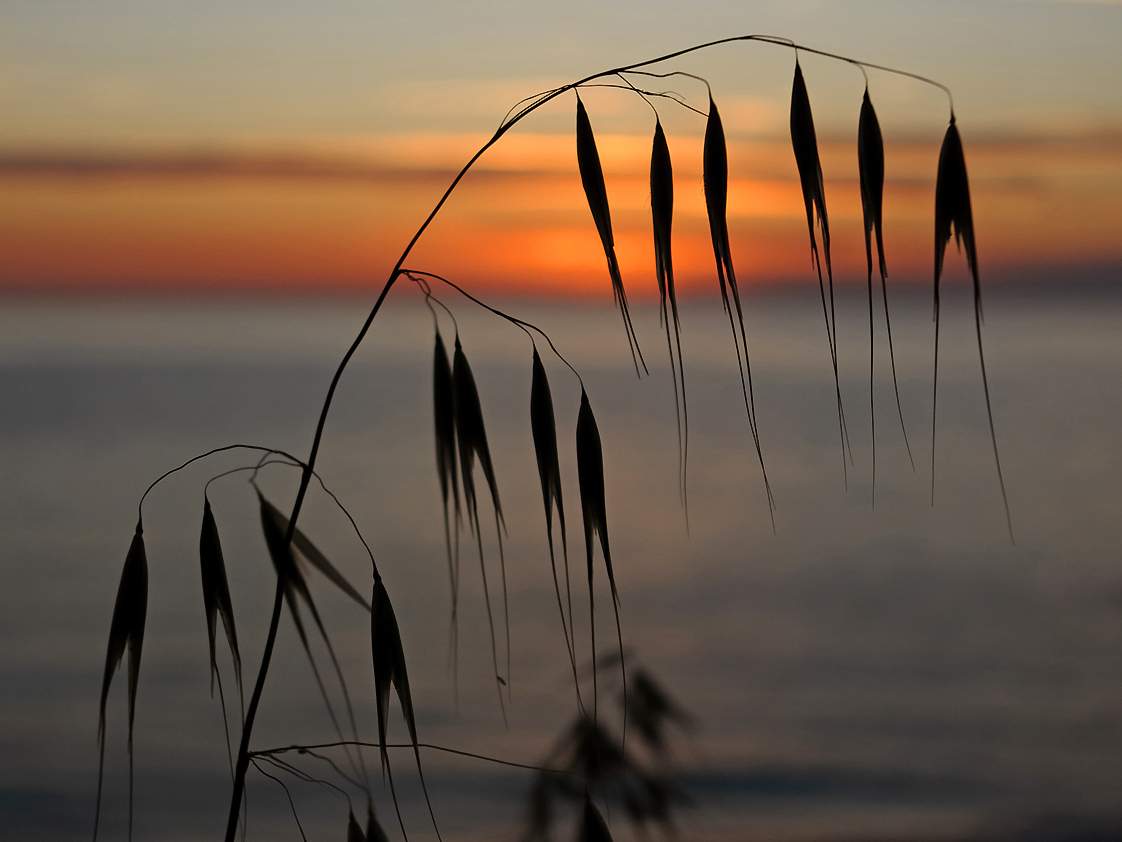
[
  {"x1": 5, "y1": 6, "x2": 1122, "y2": 839},
  {"x1": 1, "y1": 0, "x2": 1120, "y2": 297}
]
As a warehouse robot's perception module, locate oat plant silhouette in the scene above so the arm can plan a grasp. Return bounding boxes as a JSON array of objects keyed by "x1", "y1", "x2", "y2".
[{"x1": 94, "y1": 35, "x2": 1013, "y2": 842}]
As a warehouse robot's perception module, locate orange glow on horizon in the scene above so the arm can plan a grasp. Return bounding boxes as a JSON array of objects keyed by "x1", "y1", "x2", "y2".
[{"x1": 1, "y1": 135, "x2": 1119, "y2": 296}]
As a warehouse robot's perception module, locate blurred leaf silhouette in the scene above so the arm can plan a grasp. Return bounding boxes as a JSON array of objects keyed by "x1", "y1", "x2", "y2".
[{"x1": 524, "y1": 657, "x2": 692, "y2": 842}]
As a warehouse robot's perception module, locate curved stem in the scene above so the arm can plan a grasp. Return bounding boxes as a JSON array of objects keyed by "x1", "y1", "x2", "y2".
[
  {"x1": 252, "y1": 741, "x2": 585, "y2": 780},
  {"x1": 225, "y1": 577, "x2": 286, "y2": 841},
  {"x1": 404, "y1": 269, "x2": 585, "y2": 389},
  {"x1": 139, "y1": 444, "x2": 306, "y2": 518},
  {"x1": 222, "y1": 36, "x2": 956, "y2": 840},
  {"x1": 760, "y1": 35, "x2": 953, "y2": 112}
]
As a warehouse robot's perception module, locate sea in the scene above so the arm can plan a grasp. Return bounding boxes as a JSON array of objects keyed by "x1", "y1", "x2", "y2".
[{"x1": 2, "y1": 281, "x2": 1120, "y2": 842}]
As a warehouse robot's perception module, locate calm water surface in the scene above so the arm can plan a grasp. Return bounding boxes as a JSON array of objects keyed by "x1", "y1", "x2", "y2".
[{"x1": 1, "y1": 285, "x2": 1120, "y2": 842}]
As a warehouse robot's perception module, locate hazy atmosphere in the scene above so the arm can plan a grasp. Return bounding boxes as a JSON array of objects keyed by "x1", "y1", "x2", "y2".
[
  {"x1": 3, "y1": 0, "x2": 1121, "y2": 293},
  {"x1": 2, "y1": 2, "x2": 1121, "y2": 842}
]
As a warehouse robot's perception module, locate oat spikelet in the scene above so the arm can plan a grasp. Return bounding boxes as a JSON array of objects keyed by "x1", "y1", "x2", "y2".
[
  {"x1": 932, "y1": 117, "x2": 1012, "y2": 539},
  {"x1": 577, "y1": 94, "x2": 645, "y2": 375},
  {"x1": 259, "y1": 493, "x2": 369, "y2": 610},
  {"x1": 858, "y1": 89, "x2": 915, "y2": 495},
  {"x1": 791, "y1": 59, "x2": 849, "y2": 481},
  {"x1": 452, "y1": 337, "x2": 509, "y2": 707},
  {"x1": 704, "y1": 95, "x2": 773, "y2": 513},
  {"x1": 650, "y1": 118, "x2": 688, "y2": 512},
  {"x1": 200, "y1": 498, "x2": 242, "y2": 697},
  {"x1": 366, "y1": 805, "x2": 391, "y2": 842},
  {"x1": 433, "y1": 331, "x2": 460, "y2": 668},
  {"x1": 530, "y1": 348, "x2": 580, "y2": 704},
  {"x1": 576, "y1": 390, "x2": 625, "y2": 718},
  {"x1": 95, "y1": 520, "x2": 148, "y2": 842},
  {"x1": 371, "y1": 579, "x2": 442, "y2": 840},
  {"x1": 347, "y1": 809, "x2": 367, "y2": 842},
  {"x1": 258, "y1": 492, "x2": 370, "y2": 787},
  {"x1": 579, "y1": 794, "x2": 614, "y2": 842}
]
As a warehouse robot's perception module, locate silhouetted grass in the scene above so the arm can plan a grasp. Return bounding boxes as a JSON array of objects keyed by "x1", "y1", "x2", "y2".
[{"x1": 93, "y1": 35, "x2": 1012, "y2": 842}]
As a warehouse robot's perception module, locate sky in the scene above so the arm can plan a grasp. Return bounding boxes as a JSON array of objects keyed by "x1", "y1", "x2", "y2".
[
  {"x1": 1, "y1": 0, "x2": 1120, "y2": 296},
  {"x1": 4, "y1": 4, "x2": 1122, "y2": 838}
]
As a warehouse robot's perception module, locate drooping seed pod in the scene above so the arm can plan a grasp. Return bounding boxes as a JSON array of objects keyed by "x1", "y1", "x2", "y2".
[
  {"x1": 95, "y1": 520, "x2": 148, "y2": 842},
  {"x1": 790, "y1": 61, "x2": 832, "y2": 283},
  {"x1": 577, "y1": 94, "x2": 645, "y2": 373},
  {"x1": 200, "y1": 497, "x2": 241, "y2": 696}
]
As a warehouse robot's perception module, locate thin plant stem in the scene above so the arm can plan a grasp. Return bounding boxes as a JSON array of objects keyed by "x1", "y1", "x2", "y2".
[
  {"x1": 253, "y1": 741, "x2": 586, "y2": 780},
  {"x1": 221, "y1": 37, "x2": 958, "y2": 841}
]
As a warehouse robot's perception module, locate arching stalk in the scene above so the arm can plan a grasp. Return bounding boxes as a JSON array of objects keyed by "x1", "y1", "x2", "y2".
[{"x1": 220, "y1": 36, "x2": 958, "y2": 841}]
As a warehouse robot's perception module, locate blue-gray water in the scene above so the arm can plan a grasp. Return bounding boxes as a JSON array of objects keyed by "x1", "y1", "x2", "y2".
[{"x1": 2, "y1": 284, "x2": 1121, "y2": 842}]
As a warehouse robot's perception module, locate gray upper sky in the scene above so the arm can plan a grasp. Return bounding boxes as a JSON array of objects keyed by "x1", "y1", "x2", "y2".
[{"x1": 2, "y1": 0, "x2": 1120, "y2": 146}]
